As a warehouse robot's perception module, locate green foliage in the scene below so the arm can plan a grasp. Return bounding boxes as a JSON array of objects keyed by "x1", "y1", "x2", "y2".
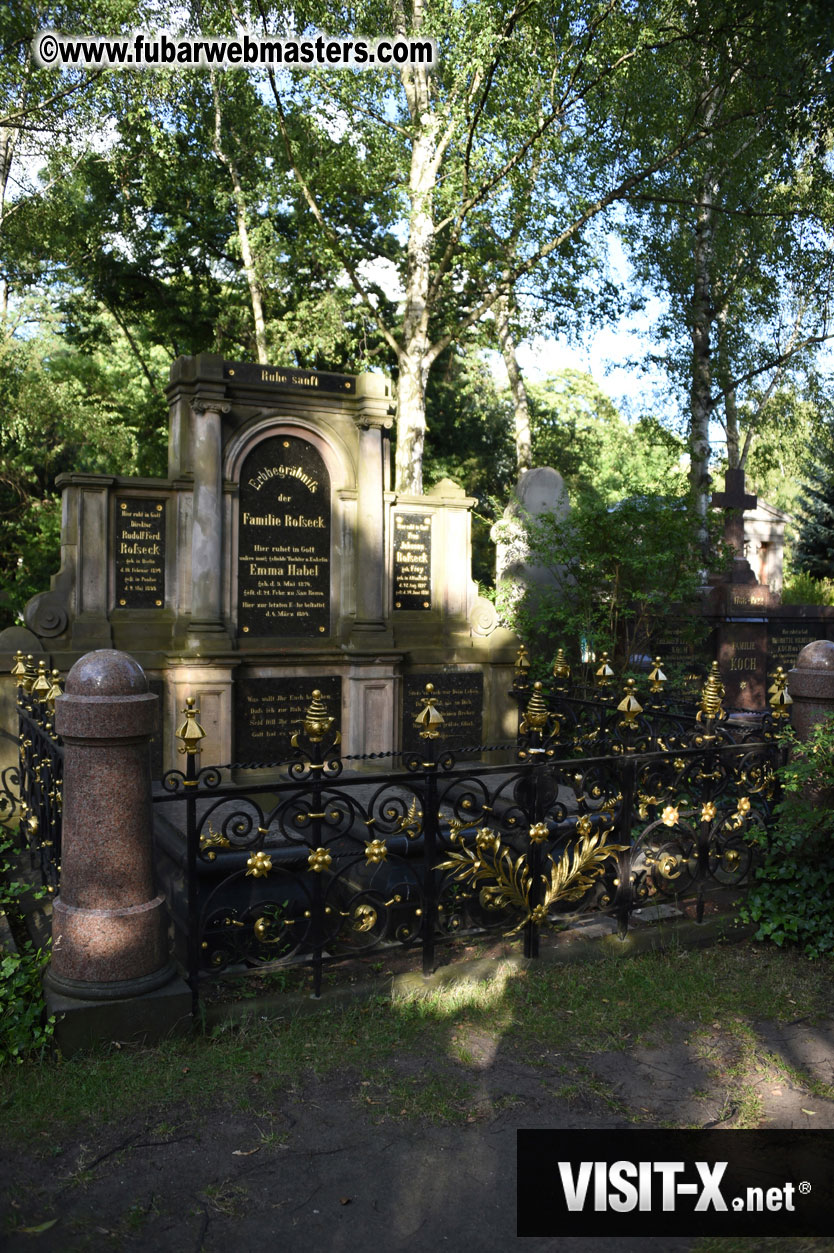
[
  {"x1": 780, "y1": 571, "x2": 834, "y2": 607},
  {"x1": 0, "y1": 832, "x2": 54, "y2": 1065},
  {"x1": 0, "y1": 323, "x2": 159, "y2": 629},
  {"x1": 495, "y1": 492, "x2": 715, "y2": 676},
  {"x1": 528, "y1": 371, "x2": 688, "y2": 503},
  {"x1": 423, "y1": 346, "x2": 516, "y2": 587},
  {"x1": 741, "y1": 718, "x2": 834, "y2": 958},
  {"x1": 794, "y1": 427, "x2": 834, "y2": 582}
]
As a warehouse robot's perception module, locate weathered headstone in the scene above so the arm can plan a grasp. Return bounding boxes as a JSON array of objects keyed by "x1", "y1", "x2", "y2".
[{"x1": 2, "y1": 355, "x2": 520, "y2": 767}]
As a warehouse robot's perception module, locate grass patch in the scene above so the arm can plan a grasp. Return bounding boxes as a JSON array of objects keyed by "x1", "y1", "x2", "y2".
[{"x1": 1, "y1": 942, "x2": 832, "y2": 1140}]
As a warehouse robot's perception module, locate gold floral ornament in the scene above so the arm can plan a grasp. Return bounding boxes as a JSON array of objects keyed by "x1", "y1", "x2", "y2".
[
  {"x1": 734, "y1": 796, "x2": 751, "y2": 820},
  {"x1": 364, "y1": 839, "x2": 388, "y2": 865},
  {"x1": 438, "y1": 827, "x2": 627, "y2": 937},
  {"x1": 475, "y1": 828, "x2": 501, "y2": 854},
  {"x1": 308, "y1": 847, "x2": 332, "y2": 873},
  {"x1": 528, "y1": 822, "x2": 550, "y2": 844},
  {"x1": 246, "y1": 850, "x2": 273, "y2": 878},
  {"x1": 700, "y1": 801, "x2": 717, "y2": 823},
  {"x1": 200, "y1": 823, "x2": 231, "y2": 860},
  {"x1": 576, "y1": 814, "x2": 593, "y2": 837},
  {"x1": 661, "y1": 805, "x2": 679, "y2": 827}
]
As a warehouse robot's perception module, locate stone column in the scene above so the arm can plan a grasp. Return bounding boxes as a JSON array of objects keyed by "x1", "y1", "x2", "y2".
[
  {"x1": 47, "y1": 650, "x2": 173, "y2": 1000},
  {"x1": 189, "y1": 396, "x2": 230, "y2": 640},
  {"x1": 354, "y1": 416, "x2": 387, "y2": 633},
  {"x1": 787, "y1": 639, "x2": 834, "y2": 742}
]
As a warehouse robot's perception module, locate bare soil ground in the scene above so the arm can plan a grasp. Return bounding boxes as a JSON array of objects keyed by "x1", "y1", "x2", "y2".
[{"x1": 3, "y1": 1010, "x2": 834, "y2": 1252}]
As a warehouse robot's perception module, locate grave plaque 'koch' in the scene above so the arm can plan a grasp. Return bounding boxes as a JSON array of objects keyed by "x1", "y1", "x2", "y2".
[
  {"x1": 114, "y1": 498, "x2": 166, "y2": 608},
  {"x1": 393, "y1": 512, "x2": 432, "y2": 610},
  {"x1": 237, "y1": 434, "x2": 330, "y2": 637}
]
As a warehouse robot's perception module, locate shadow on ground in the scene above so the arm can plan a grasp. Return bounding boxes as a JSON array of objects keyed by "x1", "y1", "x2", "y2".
[{"x1": 3, "y1": 1001, "x2": 834, "y2": 1252}]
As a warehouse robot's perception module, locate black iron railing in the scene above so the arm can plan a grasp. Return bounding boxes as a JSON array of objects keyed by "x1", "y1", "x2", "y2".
[
  {"x1": 154, "y1": 677, "x2": 785, "y2": 1015},
  {"x1": 1, "y1": 656, "x2": 63, "y2": 892}
]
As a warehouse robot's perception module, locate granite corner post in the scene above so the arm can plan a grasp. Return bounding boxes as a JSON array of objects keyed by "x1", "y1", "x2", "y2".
[
  {"x1": 45, "y1": 649, "x2": 190, "y2": 1051},
  {"x1": 787, "y1": 640, "x2": 834, "y2": 742}
]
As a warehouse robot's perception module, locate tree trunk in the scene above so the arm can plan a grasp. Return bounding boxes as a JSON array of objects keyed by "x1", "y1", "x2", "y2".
[
  {"x1": 689, "y1": 168, "x2": 717, "y2": 546},
  {"x1": 496, "y1": 294, "x2": 532, "y2": 472},
  {"x1": 210, "y1": 73, "x2": 268, "y2": 365},
  {"x1": 395, "y1": 107, "x2": 437, "y2": 493}
]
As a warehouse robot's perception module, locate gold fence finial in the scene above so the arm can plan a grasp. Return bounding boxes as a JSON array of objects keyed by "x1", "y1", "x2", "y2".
[
  {"x1": 768, "y1": 665, "x2": 793, "y2": 720},
  {"x1": 647, "y1": 656, "x2": 666, "y2": 693},
  {"x1": 595, "y1": 651, "x2": 614, "y2": 688},
  {"x1": 698, "y1": 661, "x2": 725, "y2": 722},
  {"x1": 176, "y1": 696, "x2": 206, "y2": 754},
  {"x1": 513, "y1": 644, "x2": 531, "y2": 691},
  {"x1": 11, "y1": 651, "x2": 27, "y2": 688},
  {"x1": 304, "y1": 689, "x2": 334, "y2": 743},
  {"x1": 415, "y1": 683, "x2": 445, "y2": 739},
  {"x1": 617, "y1": 678, "x2": 643, "y2": 726},
  {"x1": 520, "y1": 681, "x2": 549, "y2": 734},
  {"x1": 552, "y1": 648, "x2": 570, "y2": 683},
  {"x1": 32, "y1": 660, "x2": 51, "y2": 701},
  {"x1": 46, "y1": 669, "x2": 63, "y2": 712},
  {"x1": 22, "y1": 655, "x2": 37, "y2": 694}
]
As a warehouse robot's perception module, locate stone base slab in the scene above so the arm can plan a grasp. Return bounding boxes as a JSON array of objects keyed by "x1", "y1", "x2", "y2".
[{"x1": 44, "y1": 974, "x2": 192, "y2": 1057}]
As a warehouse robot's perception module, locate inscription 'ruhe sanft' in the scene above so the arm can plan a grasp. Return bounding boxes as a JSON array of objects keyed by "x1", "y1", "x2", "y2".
[
  {"x1": 237, "y1": 435, "x2": 330, "y2": 636},
  {"x1": 114, "y1": 498, "x2": 166, "y2": 608}
]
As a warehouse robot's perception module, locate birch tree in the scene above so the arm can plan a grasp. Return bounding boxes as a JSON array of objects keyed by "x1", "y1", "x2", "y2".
[
  {"x1": 237, "y1": 0, "x2": 746, "y2": 494},
  {"x1": 620, "y1": 0, "x2": 834, "y2": 530}
]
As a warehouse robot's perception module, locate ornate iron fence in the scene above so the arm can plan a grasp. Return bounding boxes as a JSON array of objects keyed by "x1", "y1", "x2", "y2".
[
  {"x1": 0, "y1": 653, "x2": 63, "y2": 893},
  {"x1": 1, "y1": 644, "x2": 791, "y2": 1015},
  {"x1": 154, "y1": 659, "x2": 788, "y2": 1014}
]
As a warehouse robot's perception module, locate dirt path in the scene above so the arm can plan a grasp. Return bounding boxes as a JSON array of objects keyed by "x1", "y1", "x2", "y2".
[{"x1": 4, "y1": 1014, "x2": 834, "y2": 1251}]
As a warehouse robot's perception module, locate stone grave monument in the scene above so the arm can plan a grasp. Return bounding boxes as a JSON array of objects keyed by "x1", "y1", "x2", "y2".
[
  {"x1": 0, "y1": 356, "x2": 518, "y2": 770},
  {"x1": 702, "y1": 468, "x2": 834, "y2": 710}
]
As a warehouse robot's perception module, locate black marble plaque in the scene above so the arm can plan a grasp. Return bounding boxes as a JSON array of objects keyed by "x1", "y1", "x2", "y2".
[
  {"x1": 718, "y1": 621, "x2": 768, "y2": 710},
  {"x1": 650, "y1": 621, "x2": 711, "y2": 689},
  {"x1": 114, "y1": 498, "x2": 166, "y2": 608},
  {"x1": 768, "y1": 620, "x2": 824, "y2": 672},
  {"x1": 402, "y1": 672, "x2": 483, "y2": 751},
  {"x1": 393, "y1": 512, "x2": 432, "y2": 610},
  {"x1": 223, "y1": 361, "x2": 355, "y2": 394},
  {"x1": 234, "y1": 675, "x2": 342, "y2": 763},
  {"x1": 237, "y1": 435, "x2": 330, "y2": 637}
]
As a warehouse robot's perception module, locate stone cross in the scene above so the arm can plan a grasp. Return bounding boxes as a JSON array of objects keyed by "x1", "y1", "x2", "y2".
[{"x1": 711, "y1": 467, "x2": 757, "y2": 561}]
